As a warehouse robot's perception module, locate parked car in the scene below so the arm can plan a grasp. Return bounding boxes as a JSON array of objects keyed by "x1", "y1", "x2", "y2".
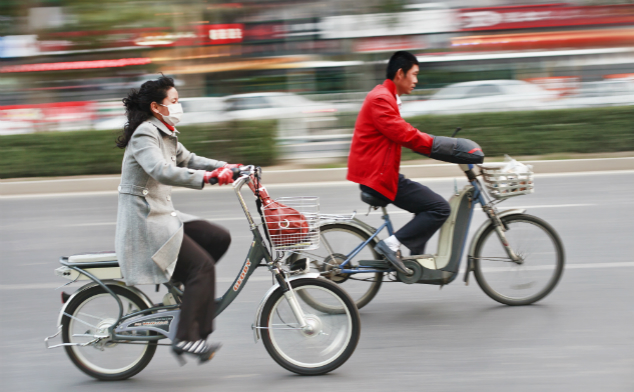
[
  {"x1": 552, "y1": 80, "x2": 634, "y2": 109},
  {"x1": 400, "y1": 80, "x2": 557, "y2": 118}
]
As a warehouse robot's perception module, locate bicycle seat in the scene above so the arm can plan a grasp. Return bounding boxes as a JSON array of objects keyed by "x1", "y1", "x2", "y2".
[
  {"x1": 360, "y1": 192, "x2": 389, "y2": 208},
  {"x1": 62, "y1": 252, "x2": 119, "y2": 268}
]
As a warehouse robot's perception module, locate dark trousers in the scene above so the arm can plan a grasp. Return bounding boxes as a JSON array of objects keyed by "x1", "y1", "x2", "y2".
[
  {"x1": 171, "y1": 220, "x2": 231, "y2": 342},
  {"x1": 361, "y1": 175, "x2": 451, "y2": 255}
]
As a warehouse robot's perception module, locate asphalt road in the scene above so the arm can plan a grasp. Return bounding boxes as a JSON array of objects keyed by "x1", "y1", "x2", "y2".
[{"x1": 1, "y1": 171, "x2": 633, "y2": 392}]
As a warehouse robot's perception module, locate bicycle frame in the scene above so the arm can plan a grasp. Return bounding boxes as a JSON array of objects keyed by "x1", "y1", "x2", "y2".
[{"x1": 326, "y1": 164, "x2": 523, "y2": 285}]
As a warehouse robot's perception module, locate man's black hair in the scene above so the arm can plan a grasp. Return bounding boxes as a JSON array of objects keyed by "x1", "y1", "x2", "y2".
[{"x1": 386, "y1": 51, "x2": 419, "y2": 80}]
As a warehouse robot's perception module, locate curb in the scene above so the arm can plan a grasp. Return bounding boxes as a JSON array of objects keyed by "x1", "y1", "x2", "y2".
[{"x1": 1, "y1": 157, "x2": 633, "y2": 197}]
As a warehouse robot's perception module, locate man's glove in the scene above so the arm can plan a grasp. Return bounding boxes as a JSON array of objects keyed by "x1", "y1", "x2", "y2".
[
  {"x1": 418, "y1": 136, "x2": 484, "y2": 164},
  {"x1": 204, "y1": 167, "x2": 234, "y2": 186}
]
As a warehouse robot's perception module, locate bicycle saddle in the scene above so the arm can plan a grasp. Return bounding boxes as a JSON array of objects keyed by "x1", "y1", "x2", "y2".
[{"x1": 360, "y1": 191, "x2": 389, "y2": 208}]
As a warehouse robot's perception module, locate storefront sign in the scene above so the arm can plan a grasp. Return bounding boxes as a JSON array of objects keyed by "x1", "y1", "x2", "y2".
[
  {"x1": 460, "y1": 4, "x2": 634, "y2": 31},
  {"x1": 354, "y1": 36, "x2": 427, "y2": 53},
  {"x1": 197, "y1": 24, "x2": 244, "y2": 45},
  {"x1": 321, "y1": 10, "x2": 455, "y2": 39}
]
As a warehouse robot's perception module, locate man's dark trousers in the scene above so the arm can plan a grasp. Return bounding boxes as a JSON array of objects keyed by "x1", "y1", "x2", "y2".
[{"x1": 360, "y1": 174, "x2": 451, "y2": 255}]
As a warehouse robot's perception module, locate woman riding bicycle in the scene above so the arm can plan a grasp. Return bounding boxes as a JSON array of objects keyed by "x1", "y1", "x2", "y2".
[{"x1": 115, "y1": 75, "x2": 238, "y2": 364}]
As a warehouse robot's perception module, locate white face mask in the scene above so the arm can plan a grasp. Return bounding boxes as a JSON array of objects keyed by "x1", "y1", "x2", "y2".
[{"x1": 158, "y1": 103, "x2": 183, "y2": 126}]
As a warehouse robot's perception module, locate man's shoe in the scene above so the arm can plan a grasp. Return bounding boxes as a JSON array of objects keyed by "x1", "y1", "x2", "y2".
[
  {"x1": 172, "y1": 339, "x2": 221, "y2": 365},
  {"x1": 375, "y1": 240, "x2": 413, "y2": 275}
]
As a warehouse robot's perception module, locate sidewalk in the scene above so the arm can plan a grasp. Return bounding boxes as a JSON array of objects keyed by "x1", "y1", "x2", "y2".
[{"x1": 2, "y1": 154, "x2": 633, "y2": 197}]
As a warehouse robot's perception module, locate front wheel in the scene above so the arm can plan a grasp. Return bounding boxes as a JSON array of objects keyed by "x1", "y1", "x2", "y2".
[
  {"x1": 473, "y1": 214, "x2": 565, "y2": 306},
  {"x1": 259, "y1": 278, "x2": 361, "y2": 375},
  {"x1": 61, "y1": 285, "x2": 157, "y2": 381}
]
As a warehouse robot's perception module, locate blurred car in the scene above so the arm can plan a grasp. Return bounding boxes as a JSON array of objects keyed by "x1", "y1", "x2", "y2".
[
  {"x1": 553, "y1": 80, "x2": 634, "y2": 109},
  {"x1": 222, "y1": 92, "x2": 340, "y2": 139},
  {"x1": 222, "y1": 92, "x2": 338, "y2": 120},
  {"x1": 400, "y1": 80, "x2": 557, "y2": 118},
  {"x1": 92, "y1": 93, "x2": 341, "y2": 138},
  {"x1": 92, "y1": 97, "x2": 226, "y2": 131},
  {"x1": 178, "y1": 97, "x2": 226, "y2": 126},
  {"x1": 0, "y1": 120, "x2": 35, "y2": 135}
]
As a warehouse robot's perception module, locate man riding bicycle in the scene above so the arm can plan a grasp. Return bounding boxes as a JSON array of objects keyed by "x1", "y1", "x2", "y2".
[{"x1": 347, "y1": 51, "x2": 451, "y2": 275}]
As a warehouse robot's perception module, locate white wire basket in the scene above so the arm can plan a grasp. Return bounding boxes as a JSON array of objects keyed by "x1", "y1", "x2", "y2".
[
  {"x1": 479, "y1": 162, "x2": 535, "y2": 200},
  {"x1": 262, "y1": 196, "x2": 320, "y2": 252}
]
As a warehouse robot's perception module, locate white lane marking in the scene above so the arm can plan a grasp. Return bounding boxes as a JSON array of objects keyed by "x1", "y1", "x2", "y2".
[
  {"x1": 490, "y1": 203, "x2": 595, "y2": 209},
  {"x1": 350, "y1": 203, "x2": 595, "y2": 217},
  {"x1": 62, "y1": 216, "x2": 247, "y2": 227},
  {"x1": 0, "y1": 276, "x2": 273, "y2": 290},
  {"x1": 478, "y1": 262, "x2": 634, "y2": 273},
  {"x1": 4, "y1": 262, "x2": 633, "y2": 290},
  {"x1": 66, "y1": 222, "x2": 116, "y2": 227},
  {"x1": 3, "y1": 158, "x2": 631, "y2": 185},
  {"x1": 3, "y1": 170, "x2": 633, "y2": 199},
  {"x1": 58, "y1": 203, "x2": 596, "y2": 227}
]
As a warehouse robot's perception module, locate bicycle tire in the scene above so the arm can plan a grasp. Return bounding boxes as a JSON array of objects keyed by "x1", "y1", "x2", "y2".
[
  {"x1": 61, "y1": 285, "x2": 157, "y2": 381},
  {"x1": 473, "y1": 214, "x2": 565, "y2": 306},
  {"x1": 288, "y1": 223, "x2": 383, "y2": 309},
  {"x1": 259, "y1": 278, "x2": 361, "y2": 375}
]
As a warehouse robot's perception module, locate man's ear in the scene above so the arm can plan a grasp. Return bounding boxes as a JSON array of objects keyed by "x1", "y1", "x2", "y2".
[{"x1": 395, "y1": 68, "x2": 404, "y2": 81}]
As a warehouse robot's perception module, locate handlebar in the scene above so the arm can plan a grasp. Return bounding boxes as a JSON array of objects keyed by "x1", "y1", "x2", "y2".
[{"x1": 206, "y1": 168, "x2": 242, "y2": 185}]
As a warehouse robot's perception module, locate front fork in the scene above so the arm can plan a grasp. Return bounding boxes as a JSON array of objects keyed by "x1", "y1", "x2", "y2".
[
  {"x1": 272, "y1": 265, "x2": 308, "y2": 328},
  {"x1": 484, "y1": 206, "x2": 522, "y2": 264}
]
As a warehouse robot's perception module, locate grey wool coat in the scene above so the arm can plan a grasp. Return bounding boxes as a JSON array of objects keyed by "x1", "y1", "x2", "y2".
[{"x1": 115, "y1": 117, "x2": 226, "y2": 285}]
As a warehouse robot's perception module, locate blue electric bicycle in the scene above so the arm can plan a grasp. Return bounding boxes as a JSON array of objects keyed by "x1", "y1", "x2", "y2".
[{"x1": 288, "y1": 160, "x2": 565, "y2": 309}]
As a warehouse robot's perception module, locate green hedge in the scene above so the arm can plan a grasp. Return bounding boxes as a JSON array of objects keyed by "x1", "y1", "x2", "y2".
[
  {"x1": 1, "y1": 106, "x2": 633, "y2": 179},
  {"x1": 402, "y1": 106, "x2": 634, "y2": 160},
  {"x1": 0, "y1": 120, "x2": 277, "y2": 179}
]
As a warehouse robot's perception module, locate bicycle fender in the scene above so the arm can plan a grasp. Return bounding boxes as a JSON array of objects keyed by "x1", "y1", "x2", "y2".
[
  {"x1": 465, "y1": 209, "x2": 526, "y2": 281},
  {"x1": 319, "y1": 218, "x2": 381, "y2": 245},
  {"x1": 252, "y1": 272, "x2": 321, "y2": 342},
  {"x1": 55, "y1": 281, "x2": 154, "y2": 327}
]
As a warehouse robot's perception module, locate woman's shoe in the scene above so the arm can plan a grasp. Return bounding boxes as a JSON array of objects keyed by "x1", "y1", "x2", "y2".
[{"x1": 172, "y1": 339, "x2": 221, "y2": 365}]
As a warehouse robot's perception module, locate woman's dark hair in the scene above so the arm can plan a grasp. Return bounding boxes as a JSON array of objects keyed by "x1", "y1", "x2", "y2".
[
  {"x1": 386, "y1": 51, "x2": 420, "y2": 80},
  {"x1": 116, "y1": 75, "x2": 175, "y2": 148}
]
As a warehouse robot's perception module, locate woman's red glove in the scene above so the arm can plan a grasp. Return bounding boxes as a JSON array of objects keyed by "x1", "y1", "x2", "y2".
[
  {"x1": 224, "y1": 163, "x2": 242, "y2": 169},
  {"x1": 204, "y1": 167, "x2": 234, "y2": 186}
]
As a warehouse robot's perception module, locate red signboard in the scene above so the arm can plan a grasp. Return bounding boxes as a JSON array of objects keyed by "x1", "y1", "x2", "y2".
[
  {"x1": 452, "y1": 28, "x2": 634, "y2": 51},
  {"x1": 0, "y1": 101, "x2": 97, "y2": 132},
  {"x1": 459, "y1": 3, "x2": 634, "y2": 31},
  {"x1": 196, "y1": 24, "x2": 244, "y2": 45}
]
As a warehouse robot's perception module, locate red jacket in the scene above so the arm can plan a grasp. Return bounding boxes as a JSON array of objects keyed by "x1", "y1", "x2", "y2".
[{"x1": 347, "y1": 79, "x2": 434, "y2": 200}]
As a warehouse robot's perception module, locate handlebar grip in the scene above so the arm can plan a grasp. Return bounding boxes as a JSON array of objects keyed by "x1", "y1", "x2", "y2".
[
  {"x1": 207, "y1": 168, "x2": 242, "y2": 185},
  {"x1": 231, "y1": 167, "x2": 241, "y2": 180}
]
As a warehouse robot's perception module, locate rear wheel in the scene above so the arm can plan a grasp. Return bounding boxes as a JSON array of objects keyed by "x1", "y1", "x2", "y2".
[
  {"x1": 473, "y1": 214, "x2": 565, "y2": 306},
  {"x1": 61, "y1": 285, "x2": 157, "y2": 381},
  {"x1": 288, "y1": 223, "x2": 383, "y2": 309},
  {"x1": 260, "y1": 278, "x2": 360, "y2": 375}
]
